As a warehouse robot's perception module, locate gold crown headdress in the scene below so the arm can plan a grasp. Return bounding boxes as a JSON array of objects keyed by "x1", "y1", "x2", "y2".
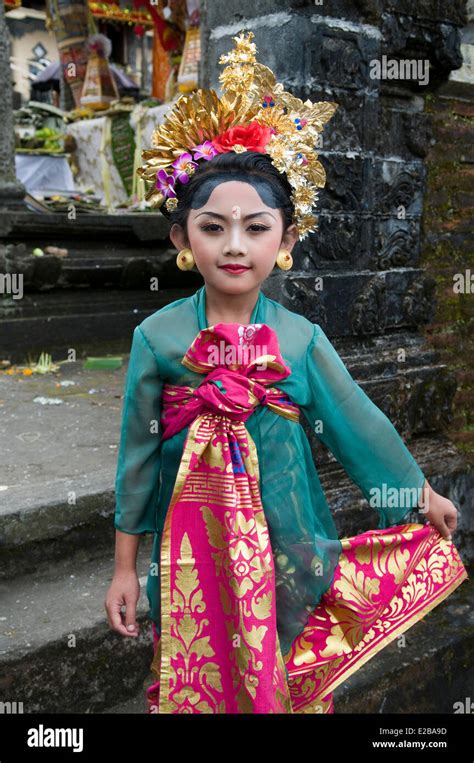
[{"x1": 137, "y1": 30, "x2": 338, "y2": 241}]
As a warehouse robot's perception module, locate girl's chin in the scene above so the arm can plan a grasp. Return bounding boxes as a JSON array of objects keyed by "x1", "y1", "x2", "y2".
[
  {"x1": 215, "y1": 269, "x2": 254, "y2": 281},
  {"x1": 208, "y1": 275, "x2": 261, "y2": 292},
  {"x1": 202, "y1": 268, "x2": 270, "y2": 286},
  {"x1": 215, "y1": 281, "x2": 256, "y2": 291}
]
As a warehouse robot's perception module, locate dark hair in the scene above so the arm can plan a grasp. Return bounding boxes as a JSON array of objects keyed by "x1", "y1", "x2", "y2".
[{"x1": 161, "y1": 151, "x2": 295, "y2": 237}]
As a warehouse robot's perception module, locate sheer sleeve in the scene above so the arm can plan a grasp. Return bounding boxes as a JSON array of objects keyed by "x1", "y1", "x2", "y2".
[
  {"x1": 302, "y1": 323, "x2": 426, "y2": 529},
  {"x1": 114, "y1": 325, "x2": 163, "y2": 535}
]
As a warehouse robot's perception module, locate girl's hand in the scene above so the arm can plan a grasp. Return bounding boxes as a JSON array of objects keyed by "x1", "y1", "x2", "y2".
[
  {"x1": 105, "y1": 570, "x2": 140, "y2": 637},
  {"x1": 418, "y1": 479, "x2": 459, "y2": 541}
]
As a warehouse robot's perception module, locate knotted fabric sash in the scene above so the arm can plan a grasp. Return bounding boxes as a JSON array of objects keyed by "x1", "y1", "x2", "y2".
[{"x1": 157, "y1": 323, "x2": 300, "y2": 713}]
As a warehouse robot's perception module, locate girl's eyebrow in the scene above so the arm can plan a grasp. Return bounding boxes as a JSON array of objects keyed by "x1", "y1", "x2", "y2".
[{"x1": 194, "y1": 211, "x2": 276, "y2": 221}]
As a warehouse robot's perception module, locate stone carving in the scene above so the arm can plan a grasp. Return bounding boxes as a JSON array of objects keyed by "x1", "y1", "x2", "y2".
[
  {"x1": 281, "y1": 276, "x2": 328, "y2": 326},
  {"x1": 324, "y1": 155, "x2": 364, "y2": 214},
  {"x1": 304, "y1": 214, "x2": 363, "y2": 264},
  {"x1": 407, "y1": 372, "x2": 458, "y2": 434},
  {"x1": 402, "y1": 275, "x2": 437, "y2": 325},
  {"x1": 375, "y1": 224, "x2": 417, "y2": 270},
  {"x1": 350, "y1": 275, "x2": 387, "y2": 334},
  {"x1": 0, "y1": 7, "x2": 25, "y2": 204},
  {"x1": 403, "y1": 112, "x2": 433, "y2": 159},
  {"x1": 376, "y1": 163, "x2": 425, "y2": 215}
]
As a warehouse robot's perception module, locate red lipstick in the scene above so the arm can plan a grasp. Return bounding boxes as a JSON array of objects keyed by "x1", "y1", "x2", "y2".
[{"x1": 219, "y1": 264, "x2": 251, "y2": 274}]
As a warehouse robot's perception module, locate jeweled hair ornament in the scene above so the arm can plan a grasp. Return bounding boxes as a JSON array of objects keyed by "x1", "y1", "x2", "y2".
[{"x1": 137, "y1": 30, "x2": 338, "y2": 241}]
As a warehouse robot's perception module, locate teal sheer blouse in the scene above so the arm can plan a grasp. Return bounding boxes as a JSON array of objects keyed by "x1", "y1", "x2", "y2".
[{"x1": 114, "y1": 285, "x2": 426, "y2": 656}]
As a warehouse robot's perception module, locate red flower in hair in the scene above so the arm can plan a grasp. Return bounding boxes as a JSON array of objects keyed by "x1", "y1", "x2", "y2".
[{"x1": 211, "y1": 121, "x2": 274, "y2": 154}]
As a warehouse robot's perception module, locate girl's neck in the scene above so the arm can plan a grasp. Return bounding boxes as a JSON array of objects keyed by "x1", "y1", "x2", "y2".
[{"x1": 204, "y1": 283, "x2": 261, "y2": 326}]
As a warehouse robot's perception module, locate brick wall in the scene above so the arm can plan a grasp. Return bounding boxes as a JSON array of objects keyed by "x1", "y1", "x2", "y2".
[{"x1": 421, "y1": 94, "x2": 474, "y2": 465}]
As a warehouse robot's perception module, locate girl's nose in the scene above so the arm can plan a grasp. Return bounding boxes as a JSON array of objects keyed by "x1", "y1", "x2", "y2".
[{"x1": 226, "y1": 226, "x2": 247, "y2": 253}]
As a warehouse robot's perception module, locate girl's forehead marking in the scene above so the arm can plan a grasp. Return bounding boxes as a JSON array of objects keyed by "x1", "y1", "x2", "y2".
[{"x1": 232, "y1": 206, "x2": 241, "y2": 219}]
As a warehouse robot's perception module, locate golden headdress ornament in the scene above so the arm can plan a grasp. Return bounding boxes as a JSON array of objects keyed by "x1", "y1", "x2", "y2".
[{"x1": 137, "y1": 30, "x2": 338, "y2": 241}]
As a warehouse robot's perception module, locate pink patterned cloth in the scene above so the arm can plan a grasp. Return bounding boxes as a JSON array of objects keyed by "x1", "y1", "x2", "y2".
[
  {"x1": 142, "y1": 322, "x2": 469, "y2": 714},
  {"x1": 283, "y1": 522, "x2": 468, "y2": 712},
  {"x1": 159, "y1": 322, "x2": 300, "y2": 439},
  {"x1": 151, "y1": 323, "x2": 301, "y2": 712}
]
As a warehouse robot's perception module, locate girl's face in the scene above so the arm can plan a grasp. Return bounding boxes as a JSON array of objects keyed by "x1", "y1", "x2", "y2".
[{"x1": 169, "y1": 180, "x2": 299, "y2": 295}]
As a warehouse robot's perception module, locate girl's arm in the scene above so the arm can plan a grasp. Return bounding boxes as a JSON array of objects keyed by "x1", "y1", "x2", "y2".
[
  {"x1": 105, "y1": 531, "x2": 141, "y2": 637},
  {"x1": 105, "y1": 325, "x2": 163, "y2": 636},
  {"x1": 115, "y1": 528, "x2": 141, "y2": 570},
  {"x1": 302, "y1": 323, "x2": 459, "y2": 537}
]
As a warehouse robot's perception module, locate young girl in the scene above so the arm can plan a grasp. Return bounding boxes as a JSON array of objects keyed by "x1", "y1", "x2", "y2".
[{"x1": 104, "y1": 32, "x2": 468, "y2": 714}]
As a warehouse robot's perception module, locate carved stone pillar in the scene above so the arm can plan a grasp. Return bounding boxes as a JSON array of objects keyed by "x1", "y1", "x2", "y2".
[{"x1": 0, "y1": 0, "x2": 25, "y2": 208}]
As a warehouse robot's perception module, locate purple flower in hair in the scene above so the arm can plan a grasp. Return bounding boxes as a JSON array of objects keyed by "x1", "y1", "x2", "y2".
[
  {"x1": 172, "y1": 152, "x2": 198, "y2": 184},
  {"x1": 155, "y1": 168, "x2": 177, "y2": 198},
  {"x1": 192, "y1": 141, "x2": 218, "y2": 161}
]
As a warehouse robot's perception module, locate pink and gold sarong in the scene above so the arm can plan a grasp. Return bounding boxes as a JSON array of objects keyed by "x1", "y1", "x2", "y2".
[{"x1": 144, "y1": 323, "x2": 469, "y2": 714}]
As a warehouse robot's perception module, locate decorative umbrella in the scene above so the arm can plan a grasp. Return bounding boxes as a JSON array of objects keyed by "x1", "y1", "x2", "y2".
[{"x1": 32, "y1": 60, "x2": 140, "y2": 97}]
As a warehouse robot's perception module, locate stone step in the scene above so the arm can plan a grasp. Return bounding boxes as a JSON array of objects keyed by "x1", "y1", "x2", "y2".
[
  {"x1": 0, "y1": 211, "x2": 170, "y2": 243},
  {"x1": 0, "y1": 537, "x2": 156, "y2": 714},
  {"x1": 318, "y1": 437, "x2": 474, "y2": 565},
  {"x1": 0, "y1": 247, "x2": 203, "y2": 293},
  {"x1": 1, "y1": 542, "x2": 469, "y2": 714},
  {"x1": 102, "y1": 689, "x2": 148, "y2": 714},
  {"x1": 0, "y1": 287, "x2": 198, "y2": 363},
  {"x1": 0, "y1": 356, "x2": 131, "y2": 581}
]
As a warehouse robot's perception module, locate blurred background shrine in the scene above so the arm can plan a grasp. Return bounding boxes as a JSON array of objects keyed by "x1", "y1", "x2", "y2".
[{"x1": 6, "y1": 0, "x2": 200, "y2": 209}]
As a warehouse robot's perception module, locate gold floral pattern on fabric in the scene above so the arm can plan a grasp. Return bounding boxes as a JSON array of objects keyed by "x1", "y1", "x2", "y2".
[
  {"x1": 159, "y1": 409, "x2": 293, "y2": 713},
  {"x1": 166, "y1": 531, "x2": 226, "y2": 713},
  {"x1": 200, "y1": 502, "x2": 280, "y2": 711},
  {"x1": 353, "y1": 528, "x2": 415, "y2": 584},
  {"x1": 284, "y1": 523, "x2": 468, "y2": 712}
]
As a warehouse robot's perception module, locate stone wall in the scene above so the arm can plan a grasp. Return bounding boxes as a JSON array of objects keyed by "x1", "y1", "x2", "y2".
[
  {"x1": 200, "y1": 1, "x2": 467, "y2": 339},
  {"x1": 199, "y1": 0, "x2": 473, "y2": 553},
  {"x1": 421, "y1": 92, "x2": 474, "y2": 467}
]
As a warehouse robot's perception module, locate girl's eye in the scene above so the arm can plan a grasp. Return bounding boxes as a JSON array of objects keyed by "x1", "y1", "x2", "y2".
[{"x1": 200, "y1": 224, "x2": 270, "y2": 232}]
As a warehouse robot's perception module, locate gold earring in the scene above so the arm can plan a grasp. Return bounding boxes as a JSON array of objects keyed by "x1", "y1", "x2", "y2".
[
  {"x1": 176, "y1": 248, "x2": 195, "y2": 270},
  {"x1": 276, "y1": 249, "x2": 293, "y2": 270}
]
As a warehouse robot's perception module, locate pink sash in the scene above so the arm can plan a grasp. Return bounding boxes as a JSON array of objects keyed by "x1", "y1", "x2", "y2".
[
  {"x1": 145, "y1": 322, "x2": 469, "y2": 714},
  {"x1": 156, "y1": 323, "x2": 300, "y2": 713}
]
